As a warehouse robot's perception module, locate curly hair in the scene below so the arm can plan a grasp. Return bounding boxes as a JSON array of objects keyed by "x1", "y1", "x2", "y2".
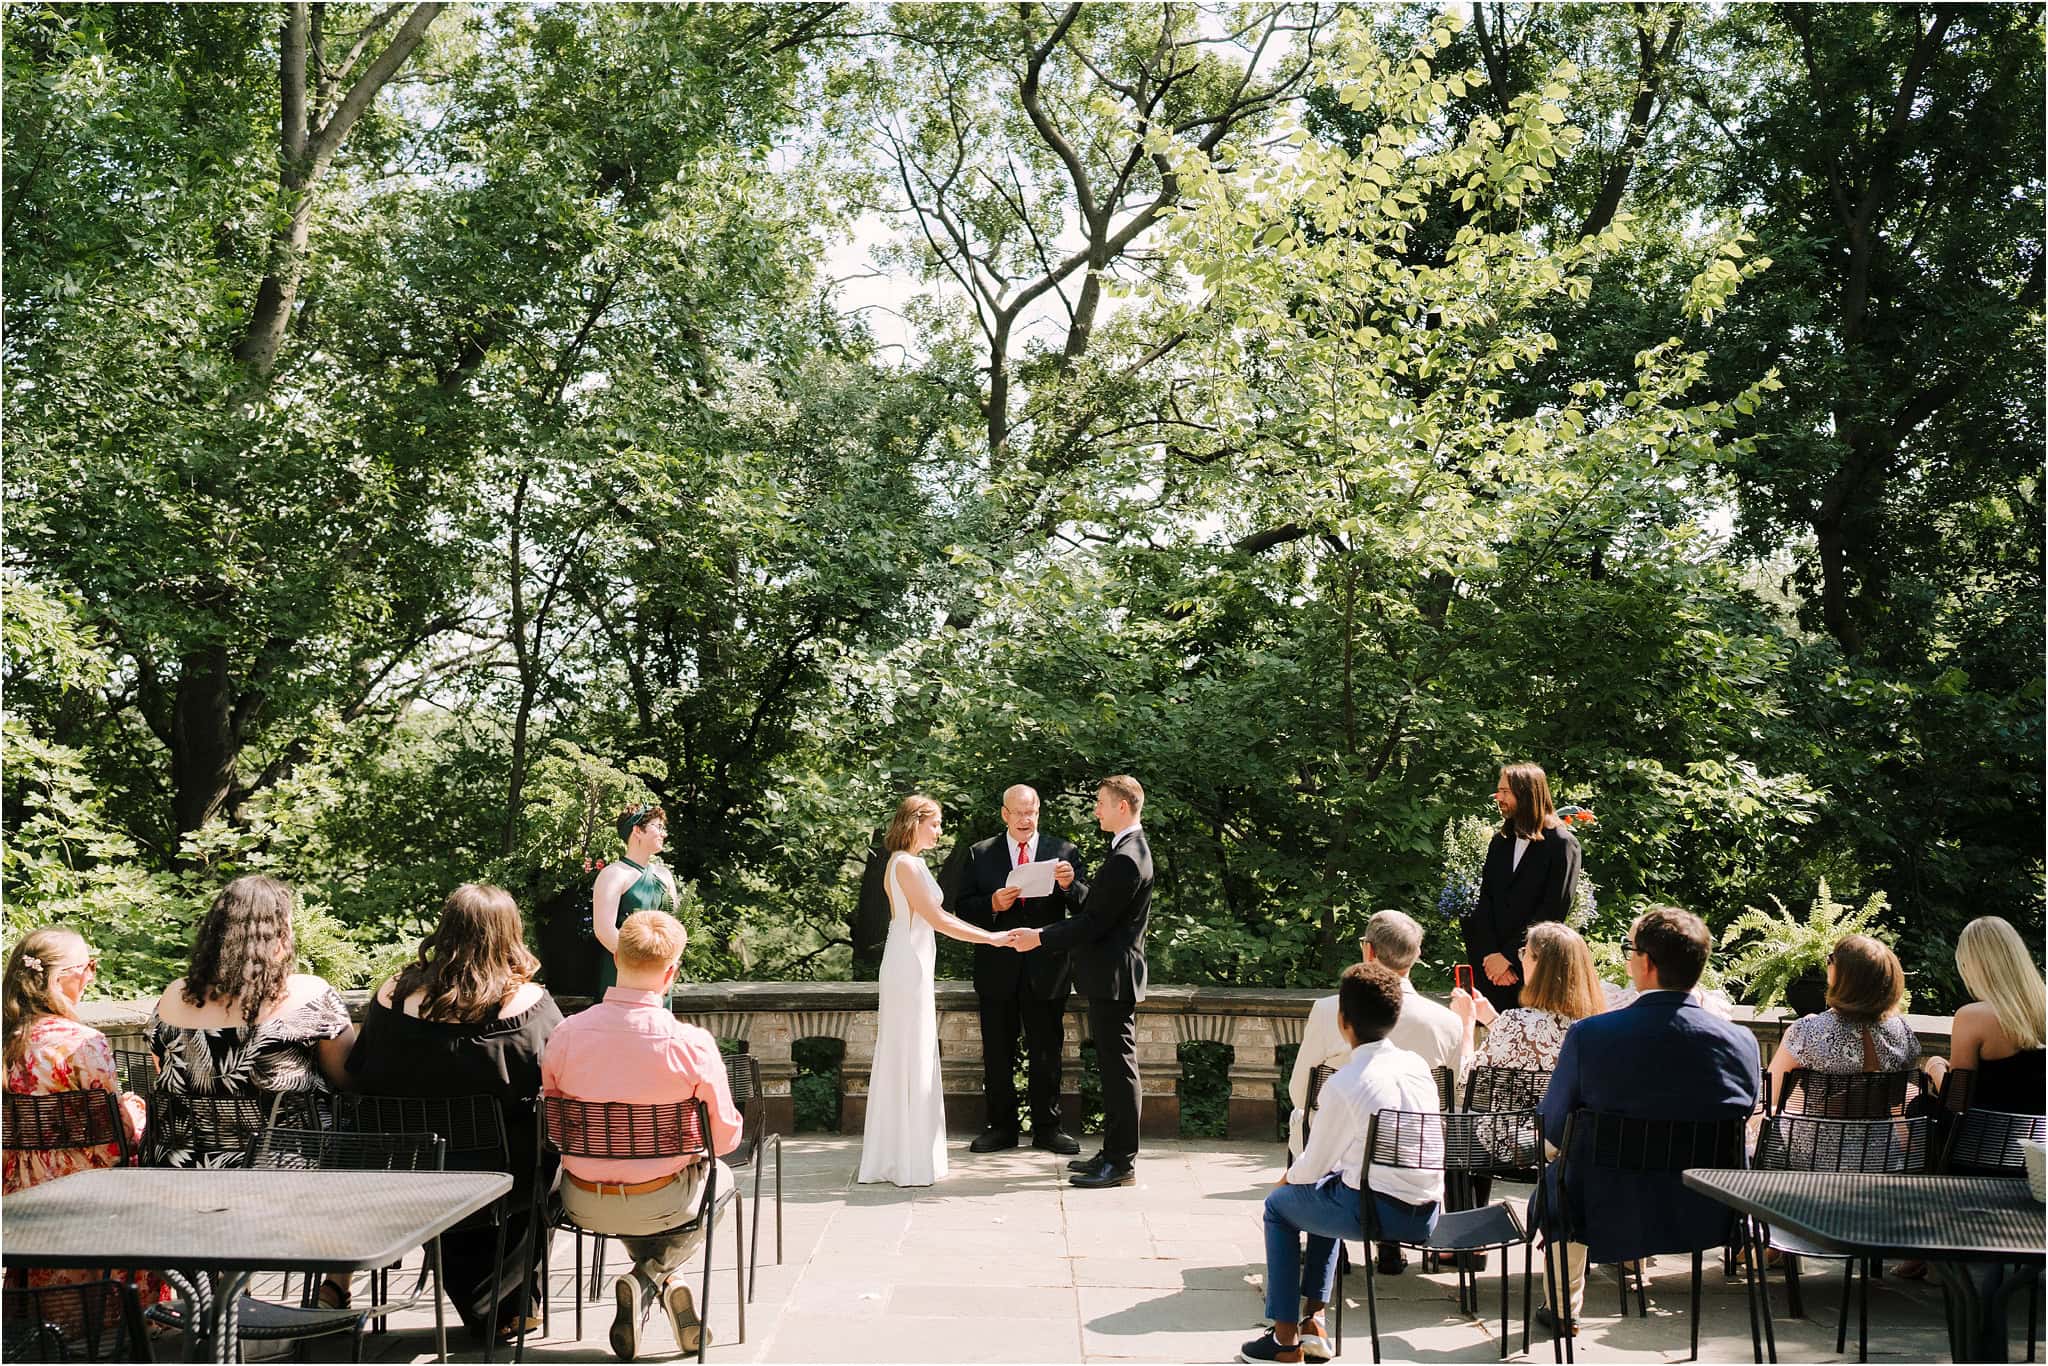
[
  {"x1": 182, "y1": 875, "x2": 297, "y2": 1028},
  {"x1": 389, "y1": 884, "x2": 539, "y2": 1023}
]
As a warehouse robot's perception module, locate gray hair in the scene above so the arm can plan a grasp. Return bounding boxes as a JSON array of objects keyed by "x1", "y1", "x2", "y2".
[{"x1": 1363, "y1": 910, "x2": 1423, "y2": 975}]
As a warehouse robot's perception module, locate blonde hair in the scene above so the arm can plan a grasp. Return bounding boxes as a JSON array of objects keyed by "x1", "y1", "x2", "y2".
[
  {"x1": 4, "y1": 928, "x2": 89, "y2": 1071},
  {"x1": 1098, "y1": 774, "x2": 1144, "y2": 817},
  {"x1": 883, "y1": 795, "x2": 940, "y2": 855},
  {"x1": 1518, "y1": 922, "x2": 1604, "y2": 1020},
  {"x1": 1956, "y1": 917, "x2": 2046, "y2": 1051},
  {"x1": 615, "y1": 910, "x2": 688, "y2": 973}
]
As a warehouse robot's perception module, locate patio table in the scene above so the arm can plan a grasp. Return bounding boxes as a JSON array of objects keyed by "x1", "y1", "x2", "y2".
[
  {"x1": 1, "y1": 1167, "x2": 510, "y2": 1363},
  {"x1": 1683, "y1": 1169, "x2": 2045, "y2": 1363}
]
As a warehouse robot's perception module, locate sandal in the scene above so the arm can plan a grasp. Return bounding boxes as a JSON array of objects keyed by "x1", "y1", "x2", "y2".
[{"x1": 316, "y1": 1280, "x2": 353, "y2": 1311}]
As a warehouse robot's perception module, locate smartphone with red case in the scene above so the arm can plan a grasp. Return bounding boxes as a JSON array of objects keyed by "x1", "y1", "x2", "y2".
[{"x1": 1453, "y1": 963, "x2": 1474, "y2": 995}]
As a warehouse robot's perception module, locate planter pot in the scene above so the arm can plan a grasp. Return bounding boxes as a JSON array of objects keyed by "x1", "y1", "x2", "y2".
[{"x1": 1783, "y1": 969, "x2": 1829, "y2": 1018}]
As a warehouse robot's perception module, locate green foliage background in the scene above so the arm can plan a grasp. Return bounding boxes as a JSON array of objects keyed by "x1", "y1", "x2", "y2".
[{"x1": 4, "y1": 4, "x2": 2040, "y2": 1022}]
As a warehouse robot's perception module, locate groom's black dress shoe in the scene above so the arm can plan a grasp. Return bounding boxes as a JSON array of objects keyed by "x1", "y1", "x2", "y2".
[
  {"x1": 968, "y1": 1129, "x2": 1018, "y2": 1154},
  {"x1": 1069, "y1": 1157, "x2": 1135, "y2": 1189},
  {"x1": 1032, "y1": 1129, "x2": 1081, "y2": 1156},
  {"x1": 1067, "y1": 1150, "x2": 1104, "y2": 1173}
]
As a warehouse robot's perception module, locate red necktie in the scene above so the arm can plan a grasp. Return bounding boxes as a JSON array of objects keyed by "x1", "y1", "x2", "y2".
[{"x1": 1016, "y1": 842, "x2": 1027, "y2": 868}]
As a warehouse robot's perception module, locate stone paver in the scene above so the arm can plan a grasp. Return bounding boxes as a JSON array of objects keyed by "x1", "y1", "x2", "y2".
[{"x1": 318, "y1": 1134, "x2": 1969, "y2": 1363}]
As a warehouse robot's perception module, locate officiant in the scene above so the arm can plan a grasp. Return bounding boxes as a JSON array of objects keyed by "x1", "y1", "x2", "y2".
[{"x1": 949, "y1": 784, "x2": 1086, "y2": 1155}]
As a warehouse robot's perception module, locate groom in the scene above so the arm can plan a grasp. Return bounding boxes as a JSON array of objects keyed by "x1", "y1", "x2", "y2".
[{"x1": 1011, "y1": 775, "x2": 1152, "y2": 1189}]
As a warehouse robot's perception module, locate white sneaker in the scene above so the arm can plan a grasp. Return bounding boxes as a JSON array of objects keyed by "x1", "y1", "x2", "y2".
[
  {"x1": 610, "y1": 1273, "x2": 654, "y2": 1361},
  {"x1": 664, "y1": 1275, "x2": 708, "y2": 1353}
]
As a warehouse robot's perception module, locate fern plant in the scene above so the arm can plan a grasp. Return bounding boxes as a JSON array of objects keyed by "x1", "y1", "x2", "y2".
[{"x1": 1718, "y1": 881, "x2": 1896, "y2": 1012}]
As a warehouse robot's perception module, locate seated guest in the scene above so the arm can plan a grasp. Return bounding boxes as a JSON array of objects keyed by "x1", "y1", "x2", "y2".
[
  {"x1": 540, "y1": 910, "x2": 741, "y2": 1363},
  {"x1": 149, "y1": 875, "x2": 356, "y2": 1306},
  {"x1": 3, "y1": 928, "x2": 164, "y2": 1316},
  {"x1": 1924, "y1": 915, "x2": 2045, "y2": 1113},
  {"x1": 1450, "y1": 921, "x2": 1606, "y2": 1073},
  {"x1": 346, "y1": 884, "x2": 564, "y2": 1346},
  {"x1": 1288, "y1": 912, "x2": 1461, "y2": 1275},
  {"x1": 1241, "y1": 963, "x2": 1442, "y2": 1364},
  {"x1": 1766, "y1": 934, "x2": 1918, "y2": 1110},
  {"x1": 1537, "y1": 906, "x2": 1759, "y2": 1334}
]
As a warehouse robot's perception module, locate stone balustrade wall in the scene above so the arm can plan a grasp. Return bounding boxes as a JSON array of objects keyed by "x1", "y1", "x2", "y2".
[{"x1": 78, "y1": 983, "x2": 1955, "y2": 1141}]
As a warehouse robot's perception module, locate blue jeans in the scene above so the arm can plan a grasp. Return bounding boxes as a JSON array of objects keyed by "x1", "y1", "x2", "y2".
[{"x1": 1263, "y1": 1173, "x2": 1439, "y2": 1321}]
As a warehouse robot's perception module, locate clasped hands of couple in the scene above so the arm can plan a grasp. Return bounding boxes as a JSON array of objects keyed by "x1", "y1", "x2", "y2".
[{"x1": 985, "y1": 858, "x2": 1077, "y2": 953}]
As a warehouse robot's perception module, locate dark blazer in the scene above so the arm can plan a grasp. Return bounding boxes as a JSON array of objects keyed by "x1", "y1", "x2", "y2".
[
  {"x1": 951, "y1": 832, "x2": 1086, "y2": 999},
  {"x1": 1036, "y1": 827, "x2": 1151, "y2": 1003},
  {"x1": 1462, "y1": 821, "x2": 1581, "y2": 968},
  {"x1": 1539, "y1": 992, "x2": 1761, "y2": 1261}
]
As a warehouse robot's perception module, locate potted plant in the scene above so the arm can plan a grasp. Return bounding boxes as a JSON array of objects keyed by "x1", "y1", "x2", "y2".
[{"x1": 1718, "y1": 881, "x2": 1897, "y2": 1016}]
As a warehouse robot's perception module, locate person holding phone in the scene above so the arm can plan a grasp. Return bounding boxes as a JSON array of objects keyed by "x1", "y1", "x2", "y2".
[{"x1": 1461, "y1": 764, "x2": 1581, "y2": 1013}]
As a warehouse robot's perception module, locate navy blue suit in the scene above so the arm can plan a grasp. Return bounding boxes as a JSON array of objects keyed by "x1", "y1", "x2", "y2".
[{"x1": 1539, "y1": 991, "x2": 1760, "y2": 1261}]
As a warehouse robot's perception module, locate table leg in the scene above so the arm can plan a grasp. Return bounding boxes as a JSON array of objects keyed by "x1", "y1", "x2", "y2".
[{"x1": 1933, "y1": 1261, "x2": 2021, "y2": 1363}]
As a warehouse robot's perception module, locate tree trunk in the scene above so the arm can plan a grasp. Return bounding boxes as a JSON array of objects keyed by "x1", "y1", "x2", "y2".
[{"x1": 170, "y1": 647, "x2": 239, "y2": 838}]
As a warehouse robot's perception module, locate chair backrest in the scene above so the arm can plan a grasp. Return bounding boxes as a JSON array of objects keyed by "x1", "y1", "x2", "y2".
[
  {"x1": 3, "y1": 1090, "x2": 134, "y2": 1167},
  {"x1": 1559, "y1": 1111, "x2": 1748, "y2": 1175},
  {"x1": 336, "y1": 1094, "x2": 512, "y2": 1171},
  {"x1": 1773, "y1": 1067, "x2": 1925, "y2": 1119},
  {"x1": 1551, "y1": 1109, "x2": 1748, "y2": 1250},
  {"x1": 539, "y1": 1096, "x2": 710, "y2": 1163},
  {"x1": 252, "y1": 1125, "x2": 446, "y2": 1173},
  {"x1": 1432, "y1": 1066, "x2": 1458, "y2": 1113},
  {"x1": 1, "y1": 1279, "x2": 151, "y2": 1363},
  {"x1": 108, "y1": 1046, "x2": 155, "y2": 1100},
  {"x1": 1755, "y1": 1113, "x2": 1934, "y2": 1174},
  {"x1": 141, "y1": 1090, "x2": 321, "y2": 1168},
  {"x1": 1939, "y1": 1067, "x2": 1977, "y2": 1115},
  {"x1": 1369, "y1": 1107, "x2": 1543, "y2": 1176},
  {"x1": 1463, "y1": 1065, "x2": 1552, "y2": 1115},
  {"x1": 1300, "y1": 1063, "x2": 1339, "y2": 1144},
  {"x1": 1941, "y1": 1107, "x2": 2048, "y2": 1176}
]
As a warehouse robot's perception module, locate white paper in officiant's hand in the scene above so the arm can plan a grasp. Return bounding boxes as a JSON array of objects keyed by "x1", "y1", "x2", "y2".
[{"x1": 1004, "y1": 860, "x2": 1058, "y2": 899}]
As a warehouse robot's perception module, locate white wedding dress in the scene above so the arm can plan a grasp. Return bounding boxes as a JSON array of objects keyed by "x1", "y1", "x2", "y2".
[{"x1": 857, "y1": 852, "x2": 948, "y2": 1186}]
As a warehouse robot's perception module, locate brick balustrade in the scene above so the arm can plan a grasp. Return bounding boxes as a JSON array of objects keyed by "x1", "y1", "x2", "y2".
[{"x1": 78, "y1": 983, "x2": 1954, "y2": 1142}]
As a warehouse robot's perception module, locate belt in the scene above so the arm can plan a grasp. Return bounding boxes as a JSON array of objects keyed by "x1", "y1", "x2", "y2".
[{"x1": 565, "y1": 1168, "x2": 691, "y2": 1197}]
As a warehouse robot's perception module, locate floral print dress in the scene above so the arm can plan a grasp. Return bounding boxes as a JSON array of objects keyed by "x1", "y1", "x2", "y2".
[
  {"x1": 3, "y1": 1015, "x2": 164, "y2": 1309},
  {"x1": 146, "y1": 986, "x2": 351, "y2": 1167}
]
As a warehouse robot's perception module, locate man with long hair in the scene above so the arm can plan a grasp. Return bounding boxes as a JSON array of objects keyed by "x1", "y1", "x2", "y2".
[{"x1": 1462, "y1": 763, "x2": 1581, "y2": 1012}]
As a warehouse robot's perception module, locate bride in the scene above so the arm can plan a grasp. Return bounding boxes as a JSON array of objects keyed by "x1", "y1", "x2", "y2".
[{"x1": 859, "y1": 794, "x2": 1022, "y2": 1186}]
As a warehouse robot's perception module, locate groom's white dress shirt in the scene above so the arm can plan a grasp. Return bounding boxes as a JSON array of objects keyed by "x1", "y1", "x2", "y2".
[
  {"x1": 1110, "y1": 821, "x2": 1142, "y2": 852},
  {"x1": 1283, "y1": 1039, "x2": 1444, "y2": 1207}
]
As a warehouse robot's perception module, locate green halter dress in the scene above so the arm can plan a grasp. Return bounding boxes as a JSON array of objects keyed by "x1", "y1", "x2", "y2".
[{"x1": 597, "y1": 856, "x2": 676, "y2": 993}]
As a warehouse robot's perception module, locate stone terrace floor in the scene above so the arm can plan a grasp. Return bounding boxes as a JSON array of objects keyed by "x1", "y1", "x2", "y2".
[{"x1": 321, "y1": 1135, "x2": 1966, "y2": 1364}]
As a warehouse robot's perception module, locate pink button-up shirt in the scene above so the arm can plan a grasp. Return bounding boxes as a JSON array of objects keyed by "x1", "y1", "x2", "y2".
[{"x1": 540, "y1": 988, "x2": 743, "y2": 1183}]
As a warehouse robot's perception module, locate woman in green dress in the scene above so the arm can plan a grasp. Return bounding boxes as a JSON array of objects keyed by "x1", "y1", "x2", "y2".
[{"x1": 591, "y1": 804, "x2": 679, "y2": 992}]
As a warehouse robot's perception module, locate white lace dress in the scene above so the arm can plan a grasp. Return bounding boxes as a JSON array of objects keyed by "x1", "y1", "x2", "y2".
[{"x1": 857, "y1": 853, "x2": 948, "y2": 1186}]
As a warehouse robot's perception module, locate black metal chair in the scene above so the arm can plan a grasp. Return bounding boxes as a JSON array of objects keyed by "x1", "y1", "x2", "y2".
[
  {"x1": 335, "y1": 1094, "x2": 528, "y2": 1362},
  {"x1": 108, "y1": 1045, "x2": 155, "y2": 1101},
  {"x1": 2, "y1": 1279, "x2": 151, "y2": 1363},
  {"x1": 1751, "y1": 1112, "x2": 1935, "y2": 1361},
  {"x1": 3, "y1": 1090, "x2": 136, "y2": 1170},
  {"x1": 1545, "y1": 1110, "x2": 1766, "y2": 1364},
  {"x1": 1941, "y1": 1106, "x2": 2048, "y2": 1176},
  {"x1": 534, "y1": 1096, "x2": 742, "y2": 1364},
  {"x1": 139, "y1": 1090, "x2": 322, "y2": 1168},
  {"x1": 145, "y1": 1127, "x2": 450, "y2": 1363},
  {"x1": 724, "y1": 1052, "x2": 783, "y2": 1301},
  {"x1": 1771, "y1": 1067, "x2": 1928, "y2": 1119},
  {"x1": 1339, "y1": 1108, "x2": 1545, "y2": 1362}
]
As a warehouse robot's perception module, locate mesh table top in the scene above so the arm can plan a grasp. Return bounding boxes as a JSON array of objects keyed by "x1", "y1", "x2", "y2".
[
  {"x1": 1, "y1": 1168, "x2": 511, "y2": 1272},
  {"x1": 1683, "y1": 1169, "x2": 2045, "y2": 1262}
]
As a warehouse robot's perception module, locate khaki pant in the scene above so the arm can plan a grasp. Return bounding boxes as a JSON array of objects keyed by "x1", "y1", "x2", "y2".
[
  {"x1": 1539, "y1": 1139, "x2": 1586, "y2": 1317},
  {"x1": 559, "y1": 1161, "x2": 732, "y2": 1286}
]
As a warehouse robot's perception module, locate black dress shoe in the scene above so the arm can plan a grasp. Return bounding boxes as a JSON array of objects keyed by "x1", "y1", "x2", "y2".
[
  {"x1": 1032, "y1": 1129, "x2": 1081, "y2": 1155},
  {"x1": 968, "y1": 1129, "x2": 1019, "y2": 1153},
  {"x1": 1069, "y1": 1158, "x2": 1136, "y2": 1189},
  {"x1": 1068, "y1": 1150, "x2": 1104, "y2": 1173},
  {"x1": 1375, "y1": 1242, "x2": 1408, "y2": 1275},
  {"x1": 1533, "y1": 1305, "x2": 1579, "y2": 1338}
]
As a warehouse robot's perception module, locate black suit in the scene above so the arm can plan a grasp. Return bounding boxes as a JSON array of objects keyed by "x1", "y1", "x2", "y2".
[
  {"x1": 1461, "y1": 821, "x2": 1581, "y2": 1012},
  {"x1": 952, "y1": 832, "x2": 1086, "y2": 1134},
  {"x1": 1037, "y1": 826, "x2": 1152, "y2": 1164}
]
